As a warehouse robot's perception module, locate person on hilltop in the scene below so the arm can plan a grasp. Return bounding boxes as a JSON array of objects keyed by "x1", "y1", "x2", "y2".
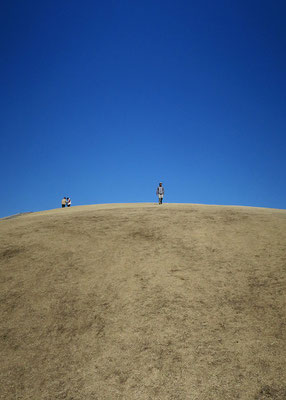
[
  {"x1": 61, "y1": 197, "x2": 67, "y2": 208},
  {"x1": 67, "y1": 197, "x2": 71, "y2": 207},
  {"x1": 156, "y1": 182, "x2": 164, "y2": 205}
]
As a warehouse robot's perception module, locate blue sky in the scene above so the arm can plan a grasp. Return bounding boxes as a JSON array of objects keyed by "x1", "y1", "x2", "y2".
[{"x1": 1, "y1": 0, "x2": 286, "y2": 217}]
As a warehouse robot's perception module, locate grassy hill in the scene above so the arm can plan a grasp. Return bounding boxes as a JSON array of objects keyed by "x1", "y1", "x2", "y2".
[{"x1": 1, "y1": 203, "x2": 286, "y2": 400}]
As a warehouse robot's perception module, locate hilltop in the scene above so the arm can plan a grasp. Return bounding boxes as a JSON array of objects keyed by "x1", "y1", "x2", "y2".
[{"x1": 1, "y1": 203, "x2": 286, "y2": 400}]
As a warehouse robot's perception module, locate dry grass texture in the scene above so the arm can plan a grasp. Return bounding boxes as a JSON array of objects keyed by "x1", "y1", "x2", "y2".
[{"x1": 0, "y1": 203, "x2": 286, "y2": 400}]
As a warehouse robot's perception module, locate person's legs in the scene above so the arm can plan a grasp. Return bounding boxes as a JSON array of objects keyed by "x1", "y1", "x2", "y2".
[{"x1": 62, "y1": 204, "x2": 65, "y2": 208}]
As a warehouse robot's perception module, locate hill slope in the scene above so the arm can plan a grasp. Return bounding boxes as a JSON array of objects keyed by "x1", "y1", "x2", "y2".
[{"x1": 1, "y1": 203, "x2": 286, "y2": 400}]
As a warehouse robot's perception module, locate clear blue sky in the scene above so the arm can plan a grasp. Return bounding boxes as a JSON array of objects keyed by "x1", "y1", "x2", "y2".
[{"x1": 1, "y1": 0, "x2": 286, "y2": 217}]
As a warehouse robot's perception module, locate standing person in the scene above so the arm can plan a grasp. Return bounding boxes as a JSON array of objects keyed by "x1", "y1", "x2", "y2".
[
  {"x1": 156, "y1": 182, "x2": 164, "y2": 205},
  {"x1": 61, "y1": 197, "x2": 66, "y2": 208},
  {"x1": 67, "y1": 197, "x2": 71, "y2": 207}
]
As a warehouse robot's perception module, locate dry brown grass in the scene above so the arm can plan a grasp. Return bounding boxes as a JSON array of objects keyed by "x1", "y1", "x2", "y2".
[{"x1": 0, "y1": 203, "x2": 286, "y2": 400}]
